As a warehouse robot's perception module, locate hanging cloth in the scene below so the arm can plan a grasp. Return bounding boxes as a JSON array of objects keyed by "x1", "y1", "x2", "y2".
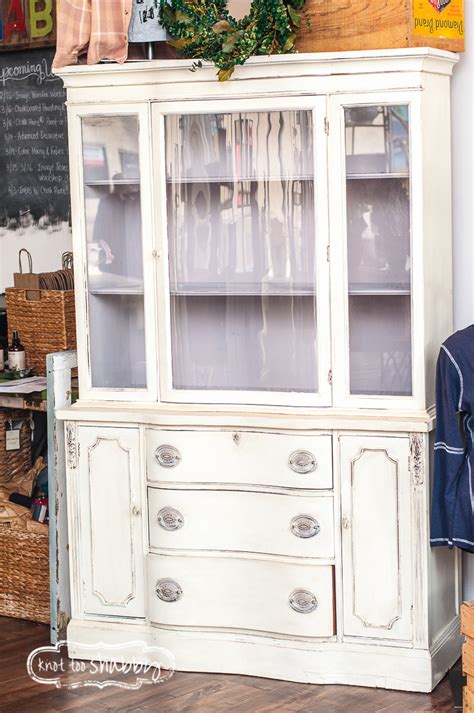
[
  {"x1": 431, "y1": 325, "x2": 474, "y2": 552},
  {"x1": 53, "y1": 0, "x2": 133, "y2": 69}
]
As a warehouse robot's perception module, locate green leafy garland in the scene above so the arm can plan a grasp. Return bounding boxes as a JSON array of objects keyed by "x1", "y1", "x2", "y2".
[{"x1": 159, "y1": 0, "x2": 304, "y2": 81}]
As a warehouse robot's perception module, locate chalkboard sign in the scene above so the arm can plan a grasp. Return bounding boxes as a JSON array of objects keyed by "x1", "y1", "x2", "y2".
[{"x1": 0, "y1": 48, "x2": 70, "y2": 231}]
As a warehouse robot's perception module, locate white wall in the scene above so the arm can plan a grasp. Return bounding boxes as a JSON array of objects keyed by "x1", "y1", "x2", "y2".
[
  {"x1": 451, "y1": 0, "x2": 474, "y2": 596},
  {"x1": 0, "y1": 225, "x2": 72, "y2": 292}
]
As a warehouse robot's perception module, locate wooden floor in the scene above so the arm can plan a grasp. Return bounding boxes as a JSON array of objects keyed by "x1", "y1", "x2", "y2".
[{"x1": 0, "y1": 617, "x2": 457, "y2": 712}]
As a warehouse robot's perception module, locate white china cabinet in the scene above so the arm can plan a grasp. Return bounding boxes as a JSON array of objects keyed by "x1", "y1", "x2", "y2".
[{"x1": 56, "y1": 48, "x2": 461, "y2": 692}]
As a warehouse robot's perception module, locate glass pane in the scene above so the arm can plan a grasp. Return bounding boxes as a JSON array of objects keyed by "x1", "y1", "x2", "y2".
[
  {"x1": 82, "y1": 116, "x2": 146, "y2": 389},
  {"x1": 345, "y1": 105, "x2": 409, "y2": 175},
  {"x1": 349, "y1": 296, "x2": 412, "y2": 396},
  {"x1": 345, "y1": 105, "x2": 412, "y2": 396},
  {"x1": 165, "y1": 110, "x2": 318, "y2": 393}
]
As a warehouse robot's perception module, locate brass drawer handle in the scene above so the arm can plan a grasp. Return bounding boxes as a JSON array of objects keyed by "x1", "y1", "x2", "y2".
[
  {"x1": 291, "y1": 514, "x2": 320, "y2": 539},
  {"x1": 156, "y1": 578, "x2": 183, "y2": 603},
  {"x1": 158, "y1": 507, "x2": 184, "y2": 531},
  {"x1": 288, "y1": 450, "x2": 317, "y2": 474},
  {"x1": 155, "y1": 445, "x2": 181, "y2": 468},
  {"x1": 289, "y1": 589, "x2": 318, "y2": 614}
]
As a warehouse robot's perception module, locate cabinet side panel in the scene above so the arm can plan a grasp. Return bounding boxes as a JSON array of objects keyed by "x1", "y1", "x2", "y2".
[
  {"x1": 421, "y1": 74, "x2": 454, "y2": 409},
  {"x1": 428, "y1": 430, "x2": 460, "y2": 645}
]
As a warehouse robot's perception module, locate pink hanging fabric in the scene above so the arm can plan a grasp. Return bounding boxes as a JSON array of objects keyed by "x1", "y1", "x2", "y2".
[{"x1": 53, "y1": 0, "x2": 133, "y2": 69}]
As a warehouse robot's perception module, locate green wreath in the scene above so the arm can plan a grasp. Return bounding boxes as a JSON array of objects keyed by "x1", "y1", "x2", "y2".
[{"x1": 159, "y1": 0, "x2": 305, "y2": 81}]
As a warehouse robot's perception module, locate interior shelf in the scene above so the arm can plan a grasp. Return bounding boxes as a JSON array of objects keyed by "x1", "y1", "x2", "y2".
[
  {"x1": 85, "y1": 179, "x2": 140, "y2": 187},
  {"x1": 89, "y1": 288, "x2": 144, "y2": 296},
  {"x1": 348, "y1": 285, "x2": 411, "y2": 296},
  {"x1": 170, "y1": 283, "x2": 316, "y2": 297},
  {"x1": 346, "y1": 173, "x2": 409, "y2": 180},
  {"x1": 166, "y1": 175, "x2": 314, "y2": 185},
  {"x1": 88, "y1": 273, "x2": 144, "y2": 296}
]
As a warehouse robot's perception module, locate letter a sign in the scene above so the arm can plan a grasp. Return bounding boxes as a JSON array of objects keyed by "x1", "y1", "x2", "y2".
[{"x1": 1, "y1": 0, "x2": 57, "y2": 51}]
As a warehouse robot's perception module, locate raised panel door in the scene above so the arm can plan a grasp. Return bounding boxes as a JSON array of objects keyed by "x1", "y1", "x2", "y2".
[
  {"x1": 77, "y1": 426, "x2": 145, "y2": 618},
  {"x1": 340, "y1": 435, "x2": 413, "y2": 641}
]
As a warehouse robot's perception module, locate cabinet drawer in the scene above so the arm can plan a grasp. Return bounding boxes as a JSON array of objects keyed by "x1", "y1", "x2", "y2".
[
  {"x1": 146, "y1": 430, "x2": 333, "y2": 490},
  {"x1": 148, "y1": 489, "x2": 335, "y2": 559},
  {"x1": 148, "y1": 555, "x2": 335, "y2": 638}
]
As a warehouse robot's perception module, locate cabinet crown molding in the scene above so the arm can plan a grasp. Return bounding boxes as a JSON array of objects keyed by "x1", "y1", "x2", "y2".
[{"x1": 54, "y1": 48, "x2": 459, "y2": 91}]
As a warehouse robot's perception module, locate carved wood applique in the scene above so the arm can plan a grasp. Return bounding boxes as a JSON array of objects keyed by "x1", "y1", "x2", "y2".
[{"x1": 410, "y1": 434, "x2": 424, "y2": 486}]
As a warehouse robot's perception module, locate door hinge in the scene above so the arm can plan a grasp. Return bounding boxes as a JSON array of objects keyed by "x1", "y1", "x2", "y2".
[
  {"x1": 326, "y1": 245, "x2": 330, "y2": 262},
  {"x1": 328, "y1": 369, "x2": 333, "y2": 386},
  {"x1": 324, "y1": 117, "x2": 329, "y2": 135}
]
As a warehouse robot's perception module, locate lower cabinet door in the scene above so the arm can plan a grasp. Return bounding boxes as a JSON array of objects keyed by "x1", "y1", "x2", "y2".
[
  {"x1": 148, "y1": 555, "x2": 335, "y2": 638},
  {"x1": 77, "y1": 425, "x2": 145, "y2": 618},
  {"x1": 340, "y1": 435, "x2": 413, "y2": 641}
]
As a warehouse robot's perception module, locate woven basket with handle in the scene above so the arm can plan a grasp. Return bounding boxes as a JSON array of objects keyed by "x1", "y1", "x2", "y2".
[
  {"x1": 5, "y1": 288, "x2": 76, "y2": 376},
  {"x1": 5, "y1": 250, "x2": 76, "y2": 376},
  {"x1": 0, "y1": 456, "x2": 50, "y2": 623}
]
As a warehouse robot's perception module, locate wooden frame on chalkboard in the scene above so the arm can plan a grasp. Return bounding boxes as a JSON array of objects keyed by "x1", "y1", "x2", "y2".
[{"x1": 0, "y1": 0, "x2": 57, "y2": 52}]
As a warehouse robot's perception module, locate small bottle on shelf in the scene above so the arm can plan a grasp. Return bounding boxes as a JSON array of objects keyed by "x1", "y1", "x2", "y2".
[{"x1": 8, "y1": 330, "x2": 26, "y2": 371}]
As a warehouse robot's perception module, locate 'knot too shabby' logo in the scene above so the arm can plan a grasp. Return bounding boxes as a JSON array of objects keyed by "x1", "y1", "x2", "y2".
[
  {"x1": 27, "y1": 641, "x2": 175, "y2": 690},
  {"x1": 429, "y1": 0, "x2": 452, "y2": 11}
]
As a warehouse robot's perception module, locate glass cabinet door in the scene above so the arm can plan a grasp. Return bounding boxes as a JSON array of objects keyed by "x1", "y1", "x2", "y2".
[
  {"x1": 344, "y1": 104, "x2": 412, "y2": 398},
  {"x1": 162, "y1": 107, "x2": 325, "y2": 401},
  {"x1": 81, "y1": 115, "x2": 147, "y2": 390}
]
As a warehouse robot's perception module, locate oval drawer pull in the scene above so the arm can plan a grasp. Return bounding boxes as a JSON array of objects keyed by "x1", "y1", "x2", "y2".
[
  {"x1": 158, "y1": 507, "x2": 184, "y2": 531},
  {"x1": 156, "y1": 578, "x2": 183, "y2": 603},
  {"x1": 288, "y1": 450, "x2": 317, "y2": 474},
  {"x1": 291, "y1": 514, "x2": 320, "y2": 539},
  {"x1": 289, "y1": 589, "x2": 318, "y2": 614},
  {"x1": 155, "y1": 445, "x2": 181, "y2": 468}
]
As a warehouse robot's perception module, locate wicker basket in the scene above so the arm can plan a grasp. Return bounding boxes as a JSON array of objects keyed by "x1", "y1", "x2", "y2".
[
  {"x1": 0, "y1": 526, "x2": 50, "y2": 623},
  {"x1": 5, "y1": 288, "x2": 76, "y2": 376},
  {"x1": 0, "y1": 409, "x2": 31, "y2": 484}
]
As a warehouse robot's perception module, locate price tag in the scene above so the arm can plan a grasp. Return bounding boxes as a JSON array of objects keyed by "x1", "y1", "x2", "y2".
[{"x1": 6, "y1": 429, "x2": 20, "y2": 451}]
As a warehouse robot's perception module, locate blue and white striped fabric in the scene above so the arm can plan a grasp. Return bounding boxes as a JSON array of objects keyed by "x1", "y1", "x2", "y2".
[{"x1": 431, "y1": 325, "x2": 474, "y2": 552}]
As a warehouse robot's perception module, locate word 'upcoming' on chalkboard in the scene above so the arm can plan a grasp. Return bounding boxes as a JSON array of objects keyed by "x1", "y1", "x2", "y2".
[{"x1": 0, "y1": 48, "x2": 70, "y2": 234}]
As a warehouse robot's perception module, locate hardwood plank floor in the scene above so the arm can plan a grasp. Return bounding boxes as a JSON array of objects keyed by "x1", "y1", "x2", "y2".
[{"x1": 0, "y1": 617, "x2": 457, "y2": 712}]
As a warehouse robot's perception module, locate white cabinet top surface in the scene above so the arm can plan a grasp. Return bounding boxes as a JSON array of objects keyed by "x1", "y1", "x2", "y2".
[{"x1": 54, "y1": 48, "x2": 459, "y2": 89}]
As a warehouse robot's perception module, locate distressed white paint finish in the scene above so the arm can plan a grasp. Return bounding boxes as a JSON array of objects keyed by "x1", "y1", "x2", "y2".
[
  {"x1": 57, "y1": 402, "x2": 436, "y2": 433},
  {"x1": 66, "y1": 102, "x2": 158, "y2": 404},
  {"x1": 148, "y1": 488, "x2": 335, "y2": 558},
  {"x1": 77, "y1": 426, "x2": 145, "y2": 618},
  {"x1": 148, "y1": 554, "x2": 334, "y2": 638},
  {"x1": 146, "y1": 429, "x2": 333, "y2": 489},
  {"x1": 56, "y1": 49, "x2": 462, "y2": 692},
  {"x1": 56, "y1": 49, "x2": 458, "y2": 412},
  {"x1": 55, "y1": 49, "x2": 457, "y2": 101},
  {"x1": 152, "y1": 95, "x2": 332, "y2": 409},
  {"x1": 340, "y1": 436, "x2": 413, "y2": 641},
  {"x1": 329, "y1": 90, "x2": 428, "y2": 412},
  {"x1": 47, "y1": 350, "x2": 78, "y2": 643},
  {"x1": 67, "y1": 615, "x2": 464, "y2": 693}
]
